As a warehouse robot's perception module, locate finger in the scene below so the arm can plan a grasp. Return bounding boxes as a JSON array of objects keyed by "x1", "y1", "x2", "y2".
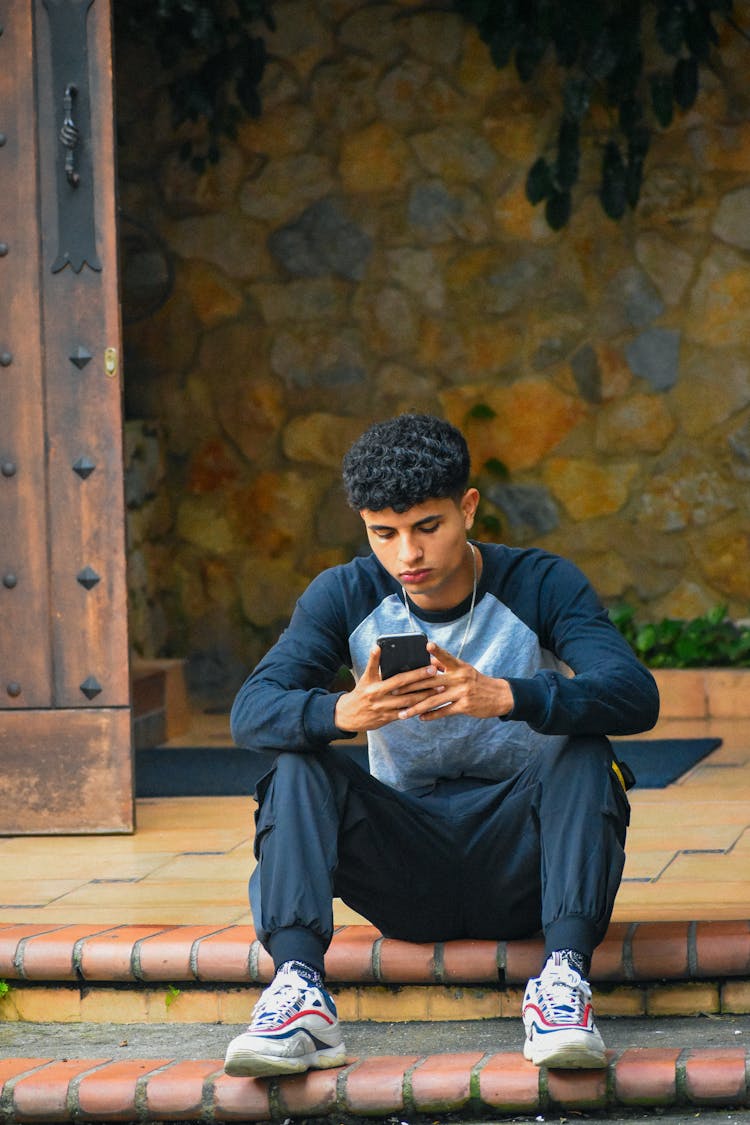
[
  {"x1": 364, "y1": 644, "x2": 382, "y2": 681},
  {"x1": 397, "y1": 692, "x2": 453, "y2": 720},
  {"x1": 426, "y1": 641, "x2": 460, "y2": 669},
  {"x1": 384, "y1": 664, "x2": 440, "y2": 691}
]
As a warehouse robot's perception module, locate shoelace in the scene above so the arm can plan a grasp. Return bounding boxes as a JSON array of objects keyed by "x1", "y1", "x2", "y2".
[
  {"x1": 250, "y1": 975, "x2": 310, "y2": 1029},
  {"x1": 536, "y1": 968, "x2": 590, "y2": 1025}
]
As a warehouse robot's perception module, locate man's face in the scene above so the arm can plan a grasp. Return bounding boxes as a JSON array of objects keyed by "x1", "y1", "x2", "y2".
[{"x1": 360, "y1": 490, "x2": 480, "y2": 609}]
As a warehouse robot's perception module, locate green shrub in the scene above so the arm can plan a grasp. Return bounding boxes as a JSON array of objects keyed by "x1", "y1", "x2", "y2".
[{"x1": 609, "y1": 603, "x2": 750, "y2": 668}]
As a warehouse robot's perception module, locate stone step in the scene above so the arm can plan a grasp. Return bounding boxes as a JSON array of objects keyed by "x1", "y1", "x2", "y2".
[
  {"x1": 2, "y1": 1043, "x2": 749, "y2": 1120},
  {"x1": 2, "y1": 921, "x2": 749, "y2": 1025},
  {"x1": 130, "y1": 658, "x2": 190, "y2": 749}
]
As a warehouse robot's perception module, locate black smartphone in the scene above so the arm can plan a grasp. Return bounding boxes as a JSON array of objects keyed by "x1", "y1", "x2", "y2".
[{"x1": 377, "y1": 632, "x2": 430, "y2": 679}]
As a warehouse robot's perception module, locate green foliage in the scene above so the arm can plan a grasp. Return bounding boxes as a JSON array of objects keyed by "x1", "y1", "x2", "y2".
[
  {"x1": 0, "y1": 980, "x2": 10, "y2": 1000},
  {"x1": 454, "y1": 0, "x2": 737, "y2": 228},
  {"x1": 466, "y1": 402, "x2": 497, "y2": 420},
  {"x1": 462, "y1": 405, "x2": 509, "y2": 538},
  {"x1": 164, "y1": 983, "x2": 182, "y2": 1008},
  {"x1": 114, "y1": 0, "x2": 274, "y2": 172},
  {"x1": 609, "y1": 603, "x2": 750, "y2": 668}
]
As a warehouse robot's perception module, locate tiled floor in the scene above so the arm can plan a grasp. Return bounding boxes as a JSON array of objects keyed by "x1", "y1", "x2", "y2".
[{"x1": 0, "y1": 714, "x2": 748, "y2": 926}]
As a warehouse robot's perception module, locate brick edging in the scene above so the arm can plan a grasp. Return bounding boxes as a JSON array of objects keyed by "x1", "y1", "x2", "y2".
[
  {"x1": 1, "y1": 1048, "x2": 748, "y2": 1120},
  {"x1": 1, "y1": 920, "x2": 749, "y2": 985}
]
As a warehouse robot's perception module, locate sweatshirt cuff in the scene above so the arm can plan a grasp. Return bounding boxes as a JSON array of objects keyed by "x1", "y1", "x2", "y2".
[
  {"x1": 502, "y1": 675, "x2": 549, "y2": 727},
  {"x1": 303, "y1": 689, "x2": 358, "y2": 745}
]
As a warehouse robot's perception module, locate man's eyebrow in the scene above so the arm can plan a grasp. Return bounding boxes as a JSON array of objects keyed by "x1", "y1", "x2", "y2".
[{"x1": 367, "y1": 513, "x2": 443, "y2": 532}]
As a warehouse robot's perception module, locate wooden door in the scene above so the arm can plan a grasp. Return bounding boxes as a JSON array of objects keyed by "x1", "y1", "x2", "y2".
[{"x1": 0, "y1": 0, "x2": 132, "y2": 833}]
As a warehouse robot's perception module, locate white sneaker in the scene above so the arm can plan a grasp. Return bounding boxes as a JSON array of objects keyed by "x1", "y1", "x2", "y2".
[
  {"x1": 522, "y1": 953, "x2": 606, "y2": 1068},
  {"x1": 224, "y1": 962, "x2": 346, "y2": 1078}
]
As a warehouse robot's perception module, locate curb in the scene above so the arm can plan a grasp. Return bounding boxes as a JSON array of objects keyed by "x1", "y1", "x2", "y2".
[
  {"x1": 2, "y1": 920, "x2": 749, "y2": 985},
  {"x1": 1, "y1": 1048, "x2": 749, "y2": 1120}
]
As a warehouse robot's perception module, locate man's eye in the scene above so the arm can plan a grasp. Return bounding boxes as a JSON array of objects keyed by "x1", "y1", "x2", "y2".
[{"x1": 422, "y1": 524, "x2": 439, "y2": 534}]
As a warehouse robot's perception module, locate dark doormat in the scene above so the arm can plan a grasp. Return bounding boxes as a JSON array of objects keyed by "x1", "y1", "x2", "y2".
[
  {"x1": 135, "y1": 739, "x2": 721, "y2": 798},
  {"x1": 611, "y1": 738, "x2": 722, "y2": 789}
]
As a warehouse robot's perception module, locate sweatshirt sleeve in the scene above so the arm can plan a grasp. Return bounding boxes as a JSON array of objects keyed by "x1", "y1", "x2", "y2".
[
  {"x1": 502, "y1": 553, "x2": 660, "y2": 737},
  {"x1": 230, "y1": 570, "x2": 357, "y2": 753}
]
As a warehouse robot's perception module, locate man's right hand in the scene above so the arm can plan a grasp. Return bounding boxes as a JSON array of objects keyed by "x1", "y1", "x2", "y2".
[{"x1": 334, "y1": 645, "x2": 446, "y2": 733}]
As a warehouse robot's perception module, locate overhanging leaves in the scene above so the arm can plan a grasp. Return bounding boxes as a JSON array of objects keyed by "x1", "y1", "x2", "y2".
[
  {"x1": 114, "y1": 0, "x2": 274, "y2": 170},
  {"x1": 455, "y1": 0, "x2": 739, "y2": 228}
]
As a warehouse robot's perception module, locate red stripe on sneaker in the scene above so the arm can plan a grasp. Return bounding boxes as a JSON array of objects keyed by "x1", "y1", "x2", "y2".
[
  {"x1": 523, "y1": 1002, "x2": 594, "y2": 1030},
  {"x1": 265, "y1": 1008, "x2": 336, "y2": 1033}
]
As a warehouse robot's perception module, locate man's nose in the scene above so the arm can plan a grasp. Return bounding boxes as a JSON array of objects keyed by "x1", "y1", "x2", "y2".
[{"x1": 398, "y1": 535, "x2": 423, "y2": 564}]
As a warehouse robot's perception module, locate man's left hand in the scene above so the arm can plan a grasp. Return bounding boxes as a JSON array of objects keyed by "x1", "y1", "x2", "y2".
[{"x1": 396, "y1": 642, "x2": 515, "y2": 722}]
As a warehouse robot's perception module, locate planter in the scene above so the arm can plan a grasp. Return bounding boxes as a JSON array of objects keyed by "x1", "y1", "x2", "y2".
[{"x1": 652, "y1": 668, "x2": 750, "y2": 721}]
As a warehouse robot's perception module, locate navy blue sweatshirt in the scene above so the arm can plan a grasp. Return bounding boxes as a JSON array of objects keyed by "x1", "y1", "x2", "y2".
[{"x1": 230, "y1": 542, "x2": 659, "y2": 791}]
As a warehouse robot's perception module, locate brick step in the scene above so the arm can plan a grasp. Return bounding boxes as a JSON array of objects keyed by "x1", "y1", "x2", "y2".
[
  {"x1": 2, "y1": 921, "x2": 749, "y2": 1024},
  {"x1": 2, "y1": 1045, "x2": 749, "y2": 1120}
]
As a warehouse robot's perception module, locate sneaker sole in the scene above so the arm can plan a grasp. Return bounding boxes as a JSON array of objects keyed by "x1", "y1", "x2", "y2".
[
  {"x1": 523, "y1": 1036, "x2": 606, "y2": 1069},
  {"x1": 224, "y1": 1041, "x2": 347, "y2": 1078}
]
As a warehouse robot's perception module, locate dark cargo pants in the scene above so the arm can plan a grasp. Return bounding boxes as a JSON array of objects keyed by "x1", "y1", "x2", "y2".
[{"x1": 248, "y1": 735, "x2": 630, "y2": 971}]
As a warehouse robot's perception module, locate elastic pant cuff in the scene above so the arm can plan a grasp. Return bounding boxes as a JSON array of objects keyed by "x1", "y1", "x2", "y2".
[
  {"x1": 544, "y1": 917, "x2": 599, "y2": 963},
  {"x1": 267, "y1": 926, "x2": 327, "y2": 976}
]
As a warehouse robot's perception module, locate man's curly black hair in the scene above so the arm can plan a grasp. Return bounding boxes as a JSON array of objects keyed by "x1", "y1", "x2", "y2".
[{"x1": 342, "y1": 414, "x2": 471, "y2": 513}]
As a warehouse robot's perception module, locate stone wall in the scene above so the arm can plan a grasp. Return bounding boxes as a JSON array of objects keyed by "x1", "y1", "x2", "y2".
[{"x1": 116, "y1": 1, "x2": 750, "y2": 696}]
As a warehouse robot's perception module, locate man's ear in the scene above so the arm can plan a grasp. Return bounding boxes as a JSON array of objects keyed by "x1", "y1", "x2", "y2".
[{"x1": 461, "y1": 487, "x2": 480, "y2": 529}]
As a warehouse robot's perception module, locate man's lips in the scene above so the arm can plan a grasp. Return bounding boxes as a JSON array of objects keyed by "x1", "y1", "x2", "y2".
[{"x1": 400, "y1": 568, "x2": 432, "y2": 583}]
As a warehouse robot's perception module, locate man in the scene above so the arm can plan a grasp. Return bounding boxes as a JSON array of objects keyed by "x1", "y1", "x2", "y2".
[{"x1": 224, "y1": 413, "x2": 659, "y2": 1077}]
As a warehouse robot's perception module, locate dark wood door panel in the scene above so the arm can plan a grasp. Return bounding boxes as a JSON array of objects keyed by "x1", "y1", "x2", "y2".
[
  {"x1": 0, "y1": 3, "x2": 53, "y2": 707},
  {"x1": 0, "y1": 708, "x2": 133, "y2": 834},
  {"x1": 35, "y1": 0, "x2": 129, "y2": 709},
  {"x1": 0, "y1": 0, "x2": 133, "y2": 831}
]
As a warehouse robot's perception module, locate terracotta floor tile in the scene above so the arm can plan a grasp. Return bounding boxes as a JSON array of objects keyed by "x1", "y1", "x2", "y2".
[
  {"x1": 0, "y1": 852, "x2": 171, "y2": 881},
  {"x1": 626, "y1": 825, "x2": 744, "y2": 850},
  {"x1": 331, "y1": 902, "x2": 371, "y2": 926},
  {"x1": 48, "y1": 882, "x2": 247, "y2": 909},
  {"x1": 628, "y1": 798, "x2": 750, "y2": 825},
  {"x1": 0, "y1": 906, "x2": 250, "y2": 925},
  {"x1": 622, "y1": 850, "x2": 677, "y2": 880},
  {"x1": 662, "y1": 851, "x2": 750, "y2": 881},
  {"x1": 135, "y1": 796, "x2": 250, "y2": 829},
  {"x1": 0, "y1": 879, "x2": 91, "y2": 906},
  {"x1": 0, "y1": 711, "x2": 746, "y2": 931}
]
